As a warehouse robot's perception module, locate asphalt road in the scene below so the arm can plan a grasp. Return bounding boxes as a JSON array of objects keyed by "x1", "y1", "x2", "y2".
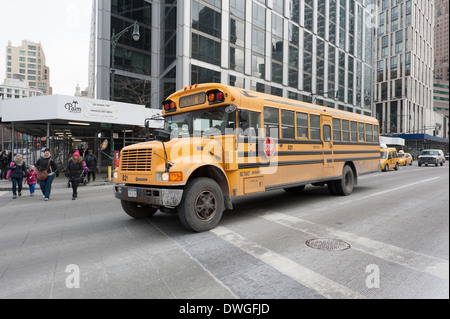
[{"x1": 0, "y1": 163, "x2": 448, "y2": 302}]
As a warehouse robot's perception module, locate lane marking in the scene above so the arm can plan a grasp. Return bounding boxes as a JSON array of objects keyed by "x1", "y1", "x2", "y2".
[
  {"x1": 211, "y1": 226, "x2": 365, "y2": 299},
  {"x1": 300, "y1": 176, "x2": 442, "y2": 216},
  {"x1": 258, "y1": 212, "x2": 449, "y2": 280},
  {"x1": 363, "y1": 176, "x2": 441, "y2": 199}
]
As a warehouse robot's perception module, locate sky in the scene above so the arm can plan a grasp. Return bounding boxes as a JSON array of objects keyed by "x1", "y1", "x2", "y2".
[{"x1": 0, "y1": 0, "x2": 93, "y2": 95}]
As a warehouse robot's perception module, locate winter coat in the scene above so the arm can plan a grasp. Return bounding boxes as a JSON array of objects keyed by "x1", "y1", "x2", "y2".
[
  {"x1": 26, "y1": 170, "x2": 38, "y2": 185},
  {"x1": 36, "y1": 156, "x2": 58, "y2": 176},
  {"x1": 84, "y1": 153, "x2": 98, "y2": 171},
  {"x1": 7, "y1": 161, "x2": 27, "y2": 179},
  {"x1": 65, "y1": 157, "x2": 84, "y2": 182}
]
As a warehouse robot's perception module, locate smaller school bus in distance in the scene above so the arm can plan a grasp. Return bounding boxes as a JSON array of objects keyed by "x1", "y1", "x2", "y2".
[
  {"x1": 379, "y1": 144, "x2": 400, "y2": 171},
  {"x1": 113, "y1": 83, "x2": 380, "y2": 232}
]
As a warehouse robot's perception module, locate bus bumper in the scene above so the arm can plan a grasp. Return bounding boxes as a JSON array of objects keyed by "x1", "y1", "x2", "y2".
[{"x1": 114, "y1": 184, "x2": 183, "y2": 208}]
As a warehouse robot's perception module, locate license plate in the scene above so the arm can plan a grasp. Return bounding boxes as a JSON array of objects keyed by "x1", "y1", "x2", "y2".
[{"x1": 128, "y1": 188, "x2": 137, "y2": 198}]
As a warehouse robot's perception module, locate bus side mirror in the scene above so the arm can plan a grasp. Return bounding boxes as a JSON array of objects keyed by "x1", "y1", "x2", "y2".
[{"x1": 153, "y1": 129, "x2": 171, "y2": 142}]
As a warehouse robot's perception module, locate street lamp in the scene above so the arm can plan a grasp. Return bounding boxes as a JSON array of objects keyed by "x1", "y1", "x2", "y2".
[
  {"x1": 110, "y1": 20, "x2": 140, "y2": 101},
  {"x1": 310, "y1": 91, "x2": 339, "y2": 104}
]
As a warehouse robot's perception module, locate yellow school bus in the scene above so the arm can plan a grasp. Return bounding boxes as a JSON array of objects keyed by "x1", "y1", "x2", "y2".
[{"x1": 113, "y1": 83, "x2": 380, "y2": 232}]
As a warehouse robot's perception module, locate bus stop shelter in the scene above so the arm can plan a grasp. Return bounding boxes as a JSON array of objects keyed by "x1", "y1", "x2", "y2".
[{"x1": 0, "y1": 94, "x2": 162, "y2": 171}]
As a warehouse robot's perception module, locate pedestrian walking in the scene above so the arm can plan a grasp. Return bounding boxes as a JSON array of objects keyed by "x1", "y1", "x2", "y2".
[
  {"x1": 36, "y1": 148, "x2": 59, "y2": 201},
  {"x1": 25, "y1": 165, "x2": 38, "y2": 196},
  {"x1": 84, "y1": 150, "x2": 98, "y2": 182},
  {"x1": 0, "y1": 150, "x2": 8, "y2": 180},
  {"x1": 65, "y1": 150, "x2": 83, "y2": 200},
  {"x1": 7, "y1": 154, "x2": 28, "y2": 199}
]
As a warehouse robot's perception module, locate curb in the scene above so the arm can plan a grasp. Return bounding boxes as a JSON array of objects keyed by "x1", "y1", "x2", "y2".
[{"x1": 0, "y1": 180, "x2": 114, "y2": 192}]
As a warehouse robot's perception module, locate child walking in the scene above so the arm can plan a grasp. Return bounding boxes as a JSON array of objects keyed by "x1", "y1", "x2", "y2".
[
  {"x1": 65, "y1": 150, "x2": 83, "y2": 200},
  {"x1": 25, "y1": 165, "x2": 38, "y2": 196}
]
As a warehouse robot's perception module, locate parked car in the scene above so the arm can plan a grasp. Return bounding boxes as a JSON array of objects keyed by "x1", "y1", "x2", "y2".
[
  {"x1": 418, "y1": 149, "x2": 445, "y2": 167},
  {"x1": 446, "y1": 153, "x2": 449, "y2": 161},
  {"x1": 397, "y1": 152, "x2": 413, "y2": 166},
  {"x1": 380, "y1": 146, "x2": 400, "y2": 171}
]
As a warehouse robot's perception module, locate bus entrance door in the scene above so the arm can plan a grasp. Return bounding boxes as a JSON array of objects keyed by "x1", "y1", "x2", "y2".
[{"x1": 321, "y1": 115, "x2": 334, "y2": 169}]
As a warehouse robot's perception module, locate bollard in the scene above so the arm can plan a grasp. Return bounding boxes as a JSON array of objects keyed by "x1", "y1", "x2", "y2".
[{"x1": 108, "y1": 166, "x2": 111, "y2": 182}]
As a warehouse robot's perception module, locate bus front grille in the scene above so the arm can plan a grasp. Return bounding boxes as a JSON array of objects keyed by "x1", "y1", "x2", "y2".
[{"x1": 121, "y1": 149, "x2": 152, "y2": 172}]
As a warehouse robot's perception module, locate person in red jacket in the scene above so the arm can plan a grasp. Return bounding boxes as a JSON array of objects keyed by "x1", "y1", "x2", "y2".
[{"x1": 25, "y1": 165, "x2": 38, "y2": 196}]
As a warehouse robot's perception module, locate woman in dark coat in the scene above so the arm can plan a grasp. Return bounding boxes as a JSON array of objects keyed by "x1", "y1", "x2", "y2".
[
  {"x1": 65, "y1": 150, "x2": 84, "y2": 200},
  {"x1": 7, "y1": 153, "x2": 28, "y2": 199},
  {"x1": 36, "y1": 148, "x2": 59, "y2": 201}
]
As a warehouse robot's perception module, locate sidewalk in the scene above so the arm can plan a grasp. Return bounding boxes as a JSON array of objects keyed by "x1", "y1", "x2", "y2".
[{"x1": 0, "y1": 173, "x2": 113, "y2": 191}]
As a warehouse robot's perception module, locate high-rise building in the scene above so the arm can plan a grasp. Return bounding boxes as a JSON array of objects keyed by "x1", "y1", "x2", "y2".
[
  {"x1": 433, "y1": 0, "x2": 448, "y2": 138},
  {"x1": 374, "y1": 0, "x2": 445, "y2": 137},
  {"x1": 4, "y1": 40, "x2": 52, "y2": 95},
  {"x1": 434, "y1": 0, "x2": 449, "y2": 81},
  {"x1": 94, "y1": 0, "x2": 376, "y2": 115}
]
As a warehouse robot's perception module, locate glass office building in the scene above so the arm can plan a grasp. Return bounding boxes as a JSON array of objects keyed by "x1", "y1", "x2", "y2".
[{"x1": 95, "y1": 0, "x2": 376, "y2": 114}]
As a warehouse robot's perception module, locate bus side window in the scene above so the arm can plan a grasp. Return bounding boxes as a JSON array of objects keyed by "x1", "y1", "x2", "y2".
[
  {"x1": 310, "y1": 114, "x2": 321, "y2": 140},
  {"x1": 350, "y1": 121, "x2": 357, "y2": 142},
  {"x1": 281, "y1": 109, "x2": 295, "y2": 139},
  {"x1": 373, "y1": 125, "x2": 379, "y2": 143},
  {"x1": 296, "y1": 112, "x2": 308, "y2": 139},
  {"x1": 358, "y1": 122, "x2": 365, "y2": 142},
  {"x1": 239, "y1": 110, "x2": 260, "y2": 137},
  {"x1": 342, "y1": 120, "x2": 350, "y2": 141},
  {"x1": 332, "y1": 118, "x2": 341, "y2": 142},
  {"x1": 264, "y1": 106, "x2": 280, "y2": 138},
  {"x1": 365, "y1": 123, "x2": 373, "y2": 143},
  {"x1": 248, "y1": 111, "x2": 261, "y2": 137}
]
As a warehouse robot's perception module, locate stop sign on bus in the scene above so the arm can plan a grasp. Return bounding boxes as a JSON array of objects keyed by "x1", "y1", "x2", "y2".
[{"x1": 264, "y1": 137, "x2": 276, "y2": 158}]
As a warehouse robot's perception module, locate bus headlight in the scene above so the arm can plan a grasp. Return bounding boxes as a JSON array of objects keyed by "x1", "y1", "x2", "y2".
[
  {"x1": 156, "y1": 172, "x2": 183, "y2": 182},
  {"x1": 113, "y1": 171, "x2": 118, "y2": 179}
]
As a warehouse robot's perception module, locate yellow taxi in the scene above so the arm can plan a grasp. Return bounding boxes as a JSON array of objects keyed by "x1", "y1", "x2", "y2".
[
  {"x1": 380, "y1": 145, "x2": 400, "y2": 172},
  {"x1": 397, "y1": 151, "x2": 413, "y2": 166}
]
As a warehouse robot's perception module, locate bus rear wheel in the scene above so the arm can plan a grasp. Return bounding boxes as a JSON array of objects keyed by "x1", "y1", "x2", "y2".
[
  {"x1": 178, "y1": 178, "x2": 224, "y2": 232},
  {"x1": 335, "y1": 165, "x2": 354, "y2": 196},
  {"x1": 121, "y1": 200, "x2": 158, "y2": 219}
]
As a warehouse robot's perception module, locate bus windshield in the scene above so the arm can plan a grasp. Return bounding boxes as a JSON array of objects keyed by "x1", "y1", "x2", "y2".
[{"x1": 164, "y1": 106, "x2": 236, "y2": 138}]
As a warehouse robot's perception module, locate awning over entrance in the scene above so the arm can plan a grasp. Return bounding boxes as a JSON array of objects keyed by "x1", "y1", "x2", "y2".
[{"x1": 0, "y1": 95, "x2": 162, "y2": 170}]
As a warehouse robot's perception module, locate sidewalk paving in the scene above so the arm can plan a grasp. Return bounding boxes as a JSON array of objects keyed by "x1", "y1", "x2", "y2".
[{"x1": 0, "y1": 173, "x2": 113, "y2": 191}]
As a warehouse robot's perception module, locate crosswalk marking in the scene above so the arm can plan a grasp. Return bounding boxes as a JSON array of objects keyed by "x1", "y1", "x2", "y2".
[
  {"x1": 211, "y1": 226, "x2": 366, "y2": 299},
  {"x1": 258, "y1": 211, "x2": 449, "y2": 280}
]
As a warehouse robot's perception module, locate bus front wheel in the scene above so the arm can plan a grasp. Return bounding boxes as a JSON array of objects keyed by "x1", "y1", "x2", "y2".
[
  {"x1": 178, "y1": 178, "x2": 224, "y2": 232},
  {"x1": 335, "y1": 166, "x2": 355, "y2": 196},
  {"x1": 121, "y1": 200, "x2": 158, "y2": 219}
]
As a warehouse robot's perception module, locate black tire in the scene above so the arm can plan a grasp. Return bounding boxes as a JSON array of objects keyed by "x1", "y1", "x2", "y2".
[
  {"x1": 394, "y1": 162, "x2": 399, "y2": 171},
  {"x1": 178, "y1": 178, "x2": 224, "y2": 232},
  {"x1": 327, "y1": 181, "x2": 338, "y2": 195},
  {"x1": 284, "y1": 185, "x2": 306, "y2": 193},
  {"x1": 121, "y1": 200, "x2": 158, "y2": 219},
  {"x1": 383, "y1": 163, "x2": 388, "y2": 172},
  {"x1": 335, "y1": 165, "x2": 355, "y2": 196},
  {"x1": 440, "y1": 162, "x2": 443, "y2": 166},
  {"x1": 418, "y1": 163, "x2": 421, "y2": 167}
]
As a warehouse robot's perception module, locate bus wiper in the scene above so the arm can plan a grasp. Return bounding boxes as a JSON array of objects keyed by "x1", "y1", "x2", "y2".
[{"x1": 153, "y1": 129, "x2": 173, "y2": 172}]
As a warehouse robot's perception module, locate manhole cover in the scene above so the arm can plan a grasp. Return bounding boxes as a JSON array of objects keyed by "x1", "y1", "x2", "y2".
[{"x1": 305, "y1": 238, "x2": 351, "y2": 251}]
